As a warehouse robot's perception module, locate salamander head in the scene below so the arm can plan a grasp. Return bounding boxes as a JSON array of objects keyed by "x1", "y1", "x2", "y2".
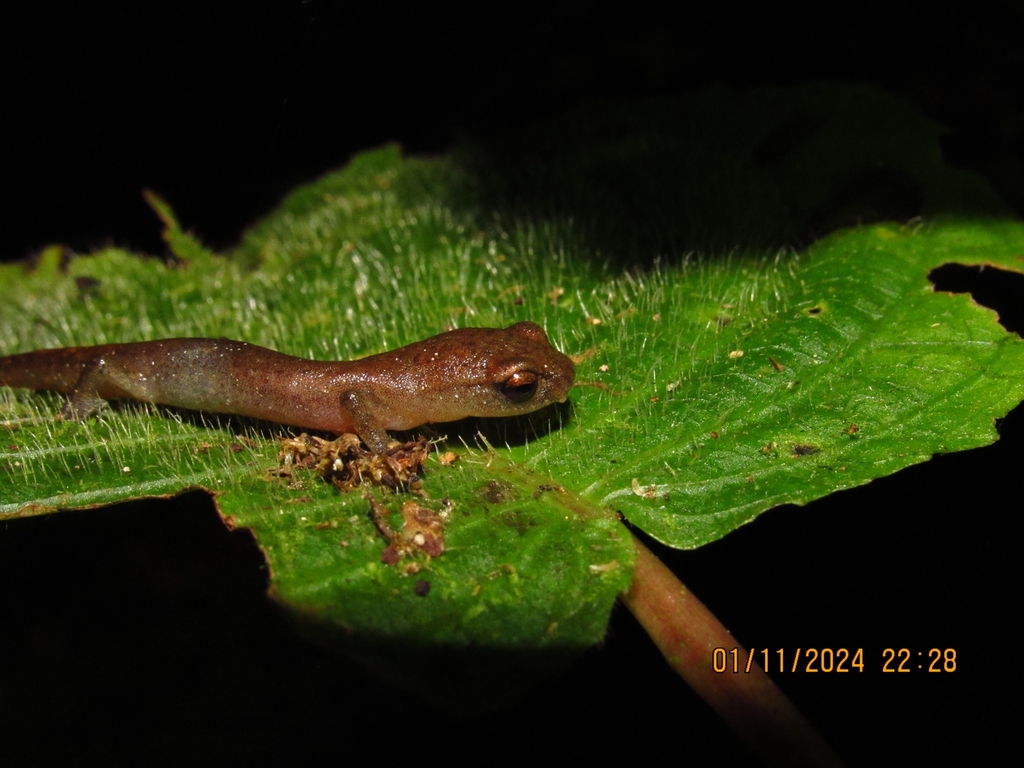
[
  {"x1": 484, "y1": 321, "x2": 575, "y2": 415},
  {"x1": 384, "y1": 321, "x2": 576, "y2": 430}
]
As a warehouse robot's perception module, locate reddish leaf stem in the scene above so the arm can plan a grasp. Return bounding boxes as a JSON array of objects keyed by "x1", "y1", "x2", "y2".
[{"x1": 622, "y1": 535, "x2": 843, "y2": 767}]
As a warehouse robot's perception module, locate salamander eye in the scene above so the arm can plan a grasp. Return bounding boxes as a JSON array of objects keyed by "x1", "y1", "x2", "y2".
[{"x1": 499, "y1": 370, "x2": 539, "y2": 403}]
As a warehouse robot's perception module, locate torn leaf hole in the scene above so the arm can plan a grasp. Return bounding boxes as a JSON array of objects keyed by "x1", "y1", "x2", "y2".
[{"x1": 929, "y1": 263, "x2": 1024, "y2": 335}]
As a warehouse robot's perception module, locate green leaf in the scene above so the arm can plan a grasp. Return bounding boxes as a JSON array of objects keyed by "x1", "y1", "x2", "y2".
[
  {"x1": 229, "y1": 448, "x2": 630, "y2": 708},
  {"x1": 529, "y1": 220, "x2": 1024, "y2": 548},
  {"x1": 0, "y1": 145, "x2": 635, "y2": 705},
  {"x1": 3, "y1": 83, "x2": 1023, "y2": 703}
]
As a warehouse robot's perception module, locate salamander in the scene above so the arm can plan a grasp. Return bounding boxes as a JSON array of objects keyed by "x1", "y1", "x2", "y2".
[{"x1": 0, "y1": 321, "x2": 575, "y2": 452}]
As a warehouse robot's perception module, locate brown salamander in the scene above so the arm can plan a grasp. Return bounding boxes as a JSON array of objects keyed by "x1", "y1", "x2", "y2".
[{"x1": 0, "y1": 321, "x2": 575, "y2": 452}]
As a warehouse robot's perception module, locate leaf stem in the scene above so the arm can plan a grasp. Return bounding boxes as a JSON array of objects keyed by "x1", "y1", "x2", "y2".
[{"x1": 621, "y1": 535, "x2": 843, "y2": 767}]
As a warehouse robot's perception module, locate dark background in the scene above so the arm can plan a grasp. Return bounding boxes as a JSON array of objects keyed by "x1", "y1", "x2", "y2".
[{"x1": 2, "y1": 3, "x2": 1022, "y2": 765}]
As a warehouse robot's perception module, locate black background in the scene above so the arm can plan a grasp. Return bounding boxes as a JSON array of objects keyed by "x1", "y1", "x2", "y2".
[{"x1": 2, "y1": 3, "x2": 1022, "y2": 765}]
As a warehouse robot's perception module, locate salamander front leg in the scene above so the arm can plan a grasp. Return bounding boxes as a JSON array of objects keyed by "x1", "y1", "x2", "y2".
[
  {"x1": 60, "y1": 356, "x2": 149, "y2": 422},
  {"x1": 59, "y1": 358, "x2": 113, "y2": 421},
  {"x1": 339, "y1": 390, "x2": 392, "y2": 454}
]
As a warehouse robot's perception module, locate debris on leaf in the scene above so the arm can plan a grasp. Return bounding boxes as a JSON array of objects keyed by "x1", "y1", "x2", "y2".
[
  {"x1": 367, "y1": 494, "x2": 448, "y2": 566},
  {"x1": 477, "y1": 479, "x2": 518, "y2": 504},
  {"x1": 631, "y1": 477, "x2": 660, "y2": 499},
  {"x1": 533, "y1": 483, "x2": 565, "y2": 499},
  {"x1": 273, "y1": 433, "x2": 432, "y2": 493},
  {"x1": 791, "y1": 443, "x2": 820, "y2": 457}
]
